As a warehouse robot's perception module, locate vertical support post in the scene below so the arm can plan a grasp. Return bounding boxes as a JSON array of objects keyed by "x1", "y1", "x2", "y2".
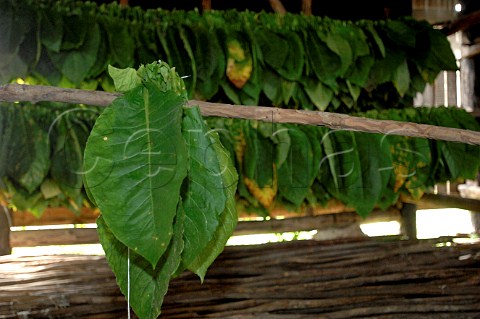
[
  {"x1": 302, "y1": 0, "x2": 312, "y2": 16},
  {"x1": 268, "y1": 0, "x2": 287, "y2": 15},
  {"x1": 202, "y1": 0, "x2": 212, "y2": 12},
  {"x1": 0, "y1": 206, "x2": 11, "y2": 255},
  {"x1": 401, "y1": 203, "x2": 417, "y2": 240}
]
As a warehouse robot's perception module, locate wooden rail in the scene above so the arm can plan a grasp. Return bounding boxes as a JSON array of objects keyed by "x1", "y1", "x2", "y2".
[{"x1": 1, "y1": 83, "x2": 480, "y2": 145}]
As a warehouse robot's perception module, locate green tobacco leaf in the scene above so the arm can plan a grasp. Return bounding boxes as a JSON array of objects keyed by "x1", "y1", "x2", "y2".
[
  {"x1": 363, "y1": 23, "x2": 386, "y2": 58},
  {"x1": 272, "y1": 124, "x2": 291, "y2": 169},
  {"x1": 51, "y1": 116, "x2": 85, "y2": 201},
  {"x1": 6, "y1": 109, "x2": 49, "y2": 194},
  {"x1": 303, "y1": 79, "x2": 333, "y2": 111},
  {"x1": 188, "y1": 130, "x2": 238, "y2": 281},
  {"x1": 40, "y1": 10, "x2": 63, "y2": 52},
  {"x1": 393, "y1": 59, "x2": 410, "y2": 96},
  {"x1": 61, "y1": 14, "x2": 88, "y2": 50},
  {"x1": 108, "y1": 65, "x2": 140, "y2": 92},
  {"x1": 193, "y1": 26, "x2": 224, "y2": 100},
  {"x1": 305, "y1": 29, "x2": 341, "y2": 82},
  {"x1": 323, "y1": 131, "x2": 391, "y2": 217},
  {"x1": 17, "y1": 122, "x2": 50, "y2": 193},
  {"x1": 97, "y1": 207, "x2": 184, "y2": 319},
  {"x1": 102, "y1": 18, "x2": 135, "y2": 68},
  {"x1": 50, "y1": 23, "x2": 101, "y2": 84},
  {"x1": 278, "y1": 31, "x2": 304, "y2": 81},
  {"x1": 256, "y1": 28, "x2": 288, "y2": 72},
  {"x1": 345, "y1": 55, "x2": 375, "y2": 87},
  {"x1": 368, "y1": 49, "x2": 405, "y2": 87},
  {"x1": 383, "y1": 20, "x2": 417, "y2": 48},
  {"x1": 278, "y1": 125, "x2": 315, "y2": 207},
  {"x1": 181, "y1": 106, "x2": 226, "y2": 269},
  {"x1": 323, "y1": 30, "x2": 353, "y2": 77},
  {"x1": 84, "y1": 85, "x2": 188, "y2": 266}
]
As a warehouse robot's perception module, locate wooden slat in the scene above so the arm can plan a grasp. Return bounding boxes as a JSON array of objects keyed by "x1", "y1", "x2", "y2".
[
  {"x1": 10, "y1": 228, "x2": 99, "y2": 247},
  {"x1": 9, "y1": 209, "x2": 401, "y2": 247},
  {"x1": 0, "y1": 239, "x2": 479, "y2": 318},
  {"x1": 12, "y1": 207, "x2": 100, "y2": 227},
  {"x1": 405, "y1": 193, "x2": 480, "y2": 212}
]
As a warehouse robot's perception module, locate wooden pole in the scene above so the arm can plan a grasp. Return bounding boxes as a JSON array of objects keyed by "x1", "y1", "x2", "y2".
[
  {"x1": 439, "y1": 10, "x2": 480, "y2": 36},
  {"x1": 268, "y1": 0, "x2": 287, "y2": 15},
  {"x1": 302, "y1": 0, "x2": 312, "y2": 16},
  {"x1": 1, "y1": 83, "x2": 480, "y2": 145},
  {"x1": 0, "y1": 206, "x2": 11, "y2": 255},
  {"x1": 401, "y1": 203, "x2": 417, "y2": 239},
  {"x1": 202, "y1": 0, "x2": 212, "y2": 12}
]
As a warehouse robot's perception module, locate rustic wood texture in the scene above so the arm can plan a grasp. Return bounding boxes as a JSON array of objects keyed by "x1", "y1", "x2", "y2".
[
  {"x1": 1, "y1": 83, "x2": 480, "y2": 145},
  {"x1": 268, "y1": 0, "x2": 287, "y2": 14},
  {"x1": 441, "y1": 10, "x2": 480, "y2": 36},
  {"x1": 10, "y1": 228, "x2": 99, "y2": 248},
  {"x1": 9, "y1": 209, "x2": 400, "y2": 247},
  {"x1": 0, "y1": 239, "x2": 479, "y2": 318},
  {"x1": 0, "y1": 207, "x2": 11, "y2": 256},
  {"x1": 12, "y1": 207, "x2": 100, "y2": 227},
  {"x1": 301, "y1": 0, "x2": 312, "y2": 15}
]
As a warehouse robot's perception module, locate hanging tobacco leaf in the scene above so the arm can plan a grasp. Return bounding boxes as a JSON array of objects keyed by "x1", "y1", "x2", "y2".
[
  {"x1": 84, "y1": 84, "x2": 188, "y2": 266},
  {"x1": 84, "y1": 61, "x2": 238, "y2": 318}
]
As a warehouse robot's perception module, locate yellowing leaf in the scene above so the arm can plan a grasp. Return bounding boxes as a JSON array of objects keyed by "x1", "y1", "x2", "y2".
[
  {"x1": 226, "y1": 38, "x2": 252, "y2": 89},
  {"x1": 244, "y1": 165, "x2": 277, "y2": 208}
]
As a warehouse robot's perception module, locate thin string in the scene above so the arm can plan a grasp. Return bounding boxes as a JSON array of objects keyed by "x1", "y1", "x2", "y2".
[{"x1": 127, "y1": 248, "x2": 131, "y2": 319}]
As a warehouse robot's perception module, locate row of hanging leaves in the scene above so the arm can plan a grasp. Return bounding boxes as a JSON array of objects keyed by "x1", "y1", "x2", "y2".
[
  {"x1": 2, "y1": 100, "x2": 479, "y2": 219},
  {"x1": 1, "y1": 0, "x2": 477, "y2": 218},
  {"x1": 1, "y1": 0, "x2": 457, "y2": 113},
  {"x1": 208, "y1": 107, "x2": 480, "y2": 217}
]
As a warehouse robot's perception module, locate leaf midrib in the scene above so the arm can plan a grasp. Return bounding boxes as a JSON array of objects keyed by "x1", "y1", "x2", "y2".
[{"x1": 143, "y1": 88, "x2": 156, "y2": 233}]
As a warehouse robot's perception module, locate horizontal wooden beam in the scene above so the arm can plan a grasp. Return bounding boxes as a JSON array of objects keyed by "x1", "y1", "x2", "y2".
[
  {"x1": 440, "y1": 10, "x2": 480, "y2": 36},
  {"x1": 1, "y1": 83, "x2": 480, "y2": 145},
  {"x1": 9, "y1": 209, "x2": 400, "y2": 247},
  {"x1": 12, "y1": 207, "x2": 100, "y2": 227},
  {"x1": 406, "y1": 193, "x2": 480, "y2": 212},
  {"x1": 10, "y1": 228, "x2": 99, "y2": 247}
]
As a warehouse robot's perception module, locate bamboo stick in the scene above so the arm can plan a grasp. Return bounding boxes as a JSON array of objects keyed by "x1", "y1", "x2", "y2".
[{"x1": 1, "y1": 83, "x2": 480, "y2": 145}]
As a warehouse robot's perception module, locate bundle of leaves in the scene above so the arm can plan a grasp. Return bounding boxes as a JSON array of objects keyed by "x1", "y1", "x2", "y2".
[
  {"x1": 1, "y1": 101, "x2": 479, "y2": 219},
  {"x1": 210, "y1": 108, "x2": 480, "y2": 217},
  {"x1": 1, "y1": 0, "x2": 457, "y2": 112},
  {"x1": 84, "y1": 61, "x2": 238, "y2": 318}
]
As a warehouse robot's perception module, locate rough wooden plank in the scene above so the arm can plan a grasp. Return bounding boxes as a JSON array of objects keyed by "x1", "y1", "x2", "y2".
[
  {"x1": 9, "y1": 209, "x2": 400, "y2": 247},
  {"x1": 10, "y1": 228, "x2": 99, "y2": 247},
  {"x1": 0, "y1": 239, "x2": 478, "y2": 318},
  {"x1": 12, "y1": 207, "x2": 100, "y2": 227},
  {"x1": 406, "y1": 193, "x2": 480, "y2": 212}
]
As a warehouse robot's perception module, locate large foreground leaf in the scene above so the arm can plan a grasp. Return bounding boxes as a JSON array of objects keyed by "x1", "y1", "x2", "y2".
[
  {"x1": 84, "y1": 84, "x2": 188, "y2": 266},
  {"x1": 97, "y1": 206, "x2": 184, "y2": 319}
]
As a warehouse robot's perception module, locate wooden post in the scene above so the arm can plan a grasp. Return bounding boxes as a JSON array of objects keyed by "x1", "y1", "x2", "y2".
[
  {"x1": 202, "y1": 0, "x2": 211, "y2": 12},
  {"x1": 302, "y1": 0, "x2": 312, "y2": 16},
  {"x1": 0, "y1": 206, "x2": 11, "y2": 255},
  {"x1": 268, "y1": 0, "x2": 287, "y2": 15},
  {"x1": 401, "y1": 203, "x2": 417, "y2": 239}
]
